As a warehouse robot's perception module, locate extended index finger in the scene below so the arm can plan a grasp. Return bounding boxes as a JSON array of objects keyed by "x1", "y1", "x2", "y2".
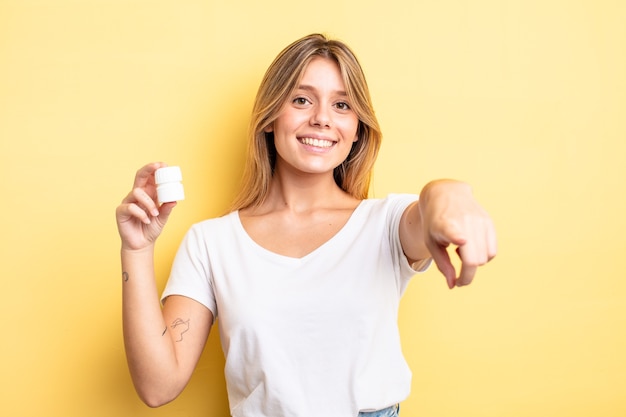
[
  {"x1": 132, "y1": 162, "x2": 167, "y2": 188},
  {"x1": 427, "y1": 242, "x2": 457, "y2": 289}
]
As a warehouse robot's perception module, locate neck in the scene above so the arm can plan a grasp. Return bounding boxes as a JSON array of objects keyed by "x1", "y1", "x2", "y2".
[{"x1": 262, "y1": 167, "x2": 351, "y2": 214}]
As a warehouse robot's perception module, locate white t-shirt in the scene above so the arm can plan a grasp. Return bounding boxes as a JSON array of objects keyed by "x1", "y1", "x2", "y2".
[{"x1": 162, "y1": 194, "x2": 430, "y2": 417}]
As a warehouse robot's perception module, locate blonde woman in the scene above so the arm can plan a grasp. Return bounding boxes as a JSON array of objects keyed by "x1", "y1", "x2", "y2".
[{"x1": 116, "y1": 33, "x2": 496, "y2": 417}]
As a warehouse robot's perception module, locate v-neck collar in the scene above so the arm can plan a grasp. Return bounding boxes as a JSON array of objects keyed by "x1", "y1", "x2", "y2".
[{"x1": 232, "y1": 200, "x2": 367, "y2": 265}]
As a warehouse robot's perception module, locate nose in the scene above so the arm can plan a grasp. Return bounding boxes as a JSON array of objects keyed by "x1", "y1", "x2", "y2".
[{"x1": 310, "y1": 104, "x2": 331, "y2": 128}]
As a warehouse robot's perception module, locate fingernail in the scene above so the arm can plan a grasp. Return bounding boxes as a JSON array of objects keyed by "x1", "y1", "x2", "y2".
[{"x1": 152, "y1": 209, "x2": 159, "y2": 217}]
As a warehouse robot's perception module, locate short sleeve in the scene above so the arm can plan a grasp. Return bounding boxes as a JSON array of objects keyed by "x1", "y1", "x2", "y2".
[
  {"x1": 161, "y1": 224, "x2": 218, "y2": 318},
  {"x1": 385, "y1": 194, "x2": 432, "y2": 287}
]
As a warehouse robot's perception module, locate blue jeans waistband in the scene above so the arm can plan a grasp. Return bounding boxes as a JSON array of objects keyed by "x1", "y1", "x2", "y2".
[{"x1": 357, "y1": 403, "x2": 400, "y2": 417}]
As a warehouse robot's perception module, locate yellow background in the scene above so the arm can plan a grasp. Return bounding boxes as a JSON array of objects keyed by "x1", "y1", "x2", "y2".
[{"x1": 1, "y1": 0, "x2": 624, "y2": 416}]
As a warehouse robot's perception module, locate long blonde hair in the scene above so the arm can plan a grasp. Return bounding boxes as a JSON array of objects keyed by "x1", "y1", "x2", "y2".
[{"x1": 230, "y1": 33, "x2": 382, "y2": 211}]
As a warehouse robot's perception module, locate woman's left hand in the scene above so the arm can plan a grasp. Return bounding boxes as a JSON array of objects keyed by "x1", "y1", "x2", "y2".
[{"x1": 419, "y1": 180, "x2": 497, "y2": 289}]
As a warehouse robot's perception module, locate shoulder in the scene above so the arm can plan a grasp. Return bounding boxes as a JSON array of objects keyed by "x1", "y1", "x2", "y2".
[
  {"x1": 191, "y1": 211, "x2": 237, "y2": 229},
  {"x1": 182, "y1": 212, "x2": 239, "y2": 243},
  {"x1": 360, "y1": 193, "x2": 419, "y2": 214},
  {"x1": 342, "y1": 194, "x2": 419, "y2": 236}
]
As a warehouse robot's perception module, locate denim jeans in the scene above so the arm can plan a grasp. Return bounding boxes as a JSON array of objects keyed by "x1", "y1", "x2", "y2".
[{"x1": 358, "y1": 404, "x2": 400, "y2": 417}]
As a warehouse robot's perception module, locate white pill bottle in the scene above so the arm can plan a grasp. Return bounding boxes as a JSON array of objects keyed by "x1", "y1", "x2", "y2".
[{"x1": 155, "y1": 166, "x2": 185, "y2": 204}]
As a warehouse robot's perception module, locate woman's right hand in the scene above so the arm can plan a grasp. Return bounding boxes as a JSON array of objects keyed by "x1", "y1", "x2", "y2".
[{"x1": 116, "y1": 162, "x2": 177, "y2": 251}]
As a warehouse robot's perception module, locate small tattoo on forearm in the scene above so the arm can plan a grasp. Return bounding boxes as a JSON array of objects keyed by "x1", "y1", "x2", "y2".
[
  {"x1": 122, "y1": 271, "x2": 129, "y2": 282},
  {"x1": 171, "y1": 318, "x2": 190, "y2": 342}
]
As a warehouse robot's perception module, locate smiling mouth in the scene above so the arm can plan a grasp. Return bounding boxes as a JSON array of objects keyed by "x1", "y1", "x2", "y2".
[{"x1": 298, "y1": 137, "x2": 335, "y2": 148}]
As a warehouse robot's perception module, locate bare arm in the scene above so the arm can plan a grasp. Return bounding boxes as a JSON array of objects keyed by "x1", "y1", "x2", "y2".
[
  {"x1": 121, "y1": 250, "x2": 213, "y2": 407},
  {"x1": 399, "y1": 180, "x2": 497, "y2": 289},
  {"x1": 116, "y1": 163, "x2": 213, "y2": 407}
]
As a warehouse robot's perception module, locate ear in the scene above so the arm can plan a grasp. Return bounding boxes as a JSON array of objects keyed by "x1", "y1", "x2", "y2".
[{"x1": 264, "y1": 123, "x2": 274, "y2": 133}]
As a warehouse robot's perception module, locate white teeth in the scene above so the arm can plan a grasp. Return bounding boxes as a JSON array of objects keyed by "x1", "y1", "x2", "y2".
[{"x1": 300, "y1": 137, "x2": 334, "y2": 148}]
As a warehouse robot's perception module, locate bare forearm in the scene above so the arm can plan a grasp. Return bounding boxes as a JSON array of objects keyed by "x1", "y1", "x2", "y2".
[
  {"x1": 399, "y1": 200, "x2": 430, "y2": 263},
  {"x1": 121, "y1": 247, "x2": 181, "y2": 406}
]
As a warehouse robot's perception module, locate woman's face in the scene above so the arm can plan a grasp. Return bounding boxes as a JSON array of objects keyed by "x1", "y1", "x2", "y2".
[{"x1": 266, "y1": 57, "x2": 359, "y2": 178}]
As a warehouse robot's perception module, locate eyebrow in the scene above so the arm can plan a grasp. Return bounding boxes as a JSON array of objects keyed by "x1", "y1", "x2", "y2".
[{"x1": 297, "y1": 84, "x2": 348, "y2": 96}]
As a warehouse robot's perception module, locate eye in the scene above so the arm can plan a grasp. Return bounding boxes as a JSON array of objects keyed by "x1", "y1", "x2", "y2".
[
  {"x1": 293, "y1": 97, "x2": 311, "y2": 106},
  {"x1": 335, "y1": 101, "x2": 351, "y2": 111}
]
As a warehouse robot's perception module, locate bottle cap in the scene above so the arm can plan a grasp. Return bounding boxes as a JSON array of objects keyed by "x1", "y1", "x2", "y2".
[{"x1": 155, "y1": 166, "x2": 182, "y2": 184}]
